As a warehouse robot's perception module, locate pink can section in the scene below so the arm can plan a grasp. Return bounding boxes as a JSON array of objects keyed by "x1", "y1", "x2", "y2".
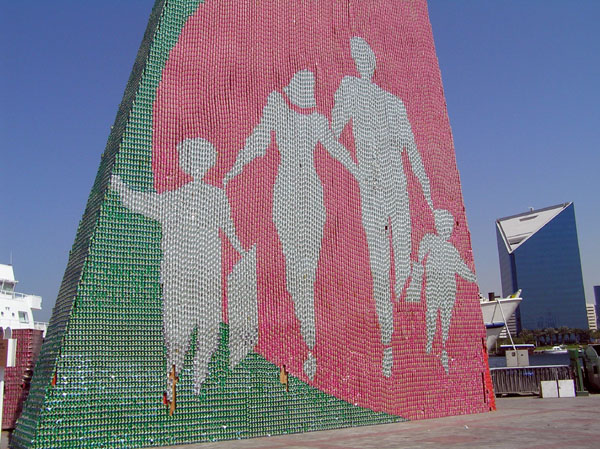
[
  {"x1": 152, "y1": 0, "x2": 492, "y2": 420},
  {"x1": 2, "y1": 329, "x2": 44, "y2": 430}
]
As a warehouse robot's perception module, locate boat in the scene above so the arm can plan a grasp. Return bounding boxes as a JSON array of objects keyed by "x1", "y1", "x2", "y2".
[
  {"x1": 0, "y1": 264, "x2": 47, "y2": 336},
  {"x1": 480, "y1": 290, "x2": 522, "y2": 352},
  {"x1": 543, "y1": 345, "x2": 568, "y2": 354}
]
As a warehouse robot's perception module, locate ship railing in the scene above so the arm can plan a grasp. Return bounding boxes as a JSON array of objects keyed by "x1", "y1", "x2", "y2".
[{"x1": 0, "y1": 290, "x2": 39, "y2": 300}]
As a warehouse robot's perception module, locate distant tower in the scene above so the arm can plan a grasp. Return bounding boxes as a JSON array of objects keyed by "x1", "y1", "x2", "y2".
[
  {"x1": 496, "y1": 203, "x2": 588, "y2": 333},
  {"x1": 595, "y1": 286, "x2": 600, "y2": 329},
  {"x1": 587, "y1": 304, "x2": 598, "y2": 331}
]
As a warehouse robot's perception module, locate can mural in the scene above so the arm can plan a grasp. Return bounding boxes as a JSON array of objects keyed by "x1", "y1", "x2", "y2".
[{"x1": 12, "y1": 1, "x2": 494, "y2": 448}]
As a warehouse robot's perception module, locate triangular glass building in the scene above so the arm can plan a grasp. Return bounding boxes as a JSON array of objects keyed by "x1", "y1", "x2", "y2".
[
  {"x1": 496, "y1": 202, "x2": 588, "y2": 332},
  {"x1": 13, "y1": 1, "x2": 493, "y2": 447}
]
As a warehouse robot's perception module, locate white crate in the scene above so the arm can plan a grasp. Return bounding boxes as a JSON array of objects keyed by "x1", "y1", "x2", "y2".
[
  {"x1": 540, "y1": 380, "x2": 559, "y2": 398},
  {"x1": 558, "y1": 379, "x2": 575, "y2": 398}
]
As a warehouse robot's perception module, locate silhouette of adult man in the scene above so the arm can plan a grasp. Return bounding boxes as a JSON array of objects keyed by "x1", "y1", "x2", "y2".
[{"x1": 332, "y1": 37, "x2": 433, "y2": 377}]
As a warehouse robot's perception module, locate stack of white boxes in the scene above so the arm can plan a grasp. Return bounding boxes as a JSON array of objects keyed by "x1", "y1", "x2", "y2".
[{"x1": 541, "y1": 380, "x2": 576, "y2": 398}]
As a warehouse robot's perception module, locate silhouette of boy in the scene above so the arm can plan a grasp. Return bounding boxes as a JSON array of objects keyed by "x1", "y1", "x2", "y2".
[
  {"x1": 407, "y1": 209, "x2": 476, "y2": 372},
  {"x1": 111, "y1": 137, "x2": 244, "y2": 400}
]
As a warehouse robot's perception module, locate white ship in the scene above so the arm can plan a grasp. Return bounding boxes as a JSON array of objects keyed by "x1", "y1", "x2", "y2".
[
  {"x1": 480, "y1": 290, "x2": 522, "y2": 352},
  {"x1": 0, "y1": 264, "x2": 47, "y2": 336}
]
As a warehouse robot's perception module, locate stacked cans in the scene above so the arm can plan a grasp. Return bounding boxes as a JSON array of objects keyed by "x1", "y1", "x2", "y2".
[
  {"x1": 2, "y1": 329, "x2": 44, "y2": 430},
  {"x1": 11, "y1": 1, "x2": 492, "y2": 448}
]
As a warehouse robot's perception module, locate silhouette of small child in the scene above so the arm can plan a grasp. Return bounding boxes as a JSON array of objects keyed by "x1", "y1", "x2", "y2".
[{"x1": 406, "y1": 209, "x2": 476, "y2": 372}]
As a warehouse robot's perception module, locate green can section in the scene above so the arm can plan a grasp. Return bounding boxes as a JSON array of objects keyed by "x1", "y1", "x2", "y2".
[{"x1": 16, "y1": 323, "x2": 402, "y2": 448}]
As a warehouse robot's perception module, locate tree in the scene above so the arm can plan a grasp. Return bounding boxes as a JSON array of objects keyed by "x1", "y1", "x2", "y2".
[
  {"x1": 519, "y1": 329, "x2": 534, "y2": 344},
  {"x1": 532, "y1": 329, "x2": 544, "y2": 346},
  {"x1": 542, "y1": 328, "x2": 555, "y2": 346},
  {"x1": 558, "y1": 326, "x2": 570, "y2": 344}
]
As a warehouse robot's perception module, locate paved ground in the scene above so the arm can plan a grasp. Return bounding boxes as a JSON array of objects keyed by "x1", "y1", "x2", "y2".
[
  {"x1": 2, "y1": 395, "x2": 598, "y2": 448},
  {"x1": 155, "y1": 395, "x2": 599, "y2": 449}
]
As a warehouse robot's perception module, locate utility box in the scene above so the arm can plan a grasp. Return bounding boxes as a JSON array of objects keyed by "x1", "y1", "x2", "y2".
[{"x1": 505, "y1": 349, "x2": 530, "y2": 367}]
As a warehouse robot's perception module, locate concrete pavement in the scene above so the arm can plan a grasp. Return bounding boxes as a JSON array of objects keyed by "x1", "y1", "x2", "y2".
[
  {"x1": 2, "y1": 395, "x2": 597, "y2": 448},
  {"x1": 155, "y1": 395, "x2": 599, "y2": 449}
]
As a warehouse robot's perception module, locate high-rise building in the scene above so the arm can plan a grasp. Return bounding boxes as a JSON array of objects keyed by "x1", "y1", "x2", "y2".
[
  {"x1": 499, "y1": 313, "x2": 518, "y2": 339},
  {"x1": 587, "y1": 304, "x2": 598, "y2": 331},
  {"x1": 496, "y1": 202, "x2": 588, "y2": 333},
  {"x1": 594, "y1": 286, "x2": 600, "y2": 330}
]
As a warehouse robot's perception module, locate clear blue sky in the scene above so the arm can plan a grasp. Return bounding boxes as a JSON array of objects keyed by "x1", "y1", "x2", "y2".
[{"x1": 1, "y1": 1, "x2": 598, "y2": 322}]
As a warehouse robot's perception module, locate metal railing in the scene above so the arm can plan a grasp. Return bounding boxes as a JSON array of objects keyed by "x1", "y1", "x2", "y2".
[
  {"x1": 491, "y1": 365, "x2": 573, "y2": 395},
  {"x1": 0, "y1": 289, "x2": 40, "y2": 301}
]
